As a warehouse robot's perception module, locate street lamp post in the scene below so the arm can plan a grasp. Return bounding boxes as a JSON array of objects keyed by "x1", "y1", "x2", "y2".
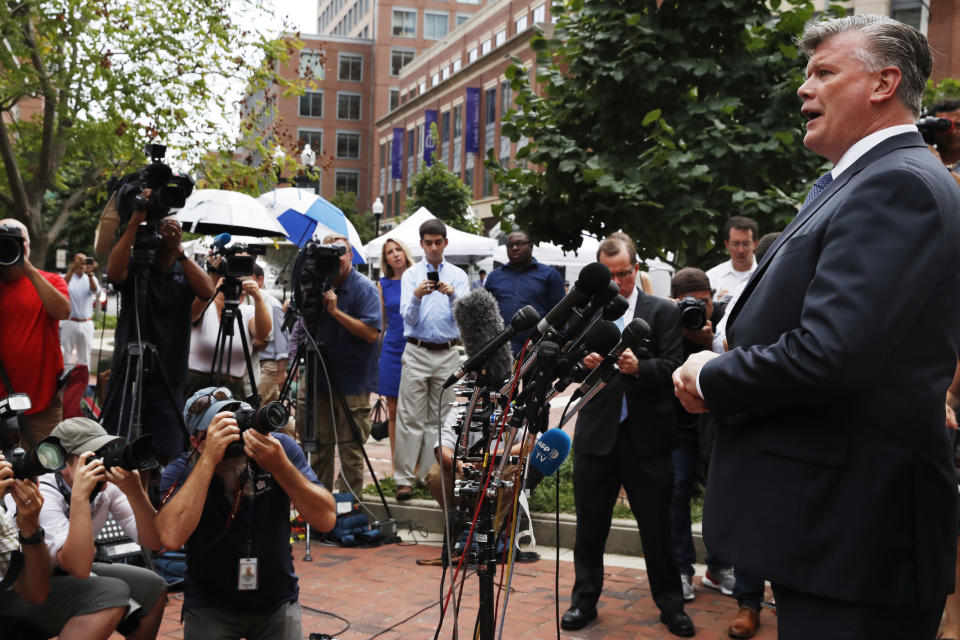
[
  {"x1": 372, "y1": 196, "x2": 384, "y2": 238},
  {"x1": 295, "y1": 144, "x2": 318, "y2": 194}
]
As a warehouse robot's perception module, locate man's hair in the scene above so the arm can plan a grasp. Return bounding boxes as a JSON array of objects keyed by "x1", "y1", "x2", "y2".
[
  {"x1": 597, "y1": 231, "x2": 637, "y2": 266},
  {"x1": 753, "y1": 232, "x2": 781, "y2": 262},
  {"x1": 322, "y1": 233, "x2": 350, "y2": 251},
  {"x1": 253, "y1": 263, "x2": 264, "y2": 279},
  {"x1": 798, "y1": 14, "x2": 932, "y2": 116},
  {"x1": 479, "y1": 269, "x2": 486, "y2": 276},
  {"x1": 930, "y1": 99, "x2": 960, "y2": 114},
  {"x1": 419, "y1": 219, "x2": 447, "y2": 239},
  {"x1": 379, "y1": 238, "x2": 414, "y2": 278},
  {"x1": 723, "y1": 216, "x2": 759, "y2": 243}
]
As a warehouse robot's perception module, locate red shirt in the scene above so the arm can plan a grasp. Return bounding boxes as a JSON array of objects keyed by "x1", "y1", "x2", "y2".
[{"x1": 0, "y1": 271, "x2": 68, "y2": 413}]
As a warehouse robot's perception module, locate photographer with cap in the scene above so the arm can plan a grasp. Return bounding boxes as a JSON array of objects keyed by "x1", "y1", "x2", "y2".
[
  {"x1": 101, "y1": 207, "x2": 214, "y2": 462},
  {"x1": 156, "y1": 387, "x2": 336, "y2": 640},
  {"x1": 0, "y1": 219, "x2": 70, "y2": 449},
  {"x1": 13, "y1": 417, "x2": 167, "y2": 640}
]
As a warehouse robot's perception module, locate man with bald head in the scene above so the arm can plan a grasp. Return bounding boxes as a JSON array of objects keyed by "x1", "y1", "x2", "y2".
[{"x1": 0, "y1": 219, "x2": 70, "y2": 447}]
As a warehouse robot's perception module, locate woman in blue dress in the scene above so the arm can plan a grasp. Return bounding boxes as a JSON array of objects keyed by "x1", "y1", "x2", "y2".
[{"x1": 377, "y1": 238, "x2": 414, "y2": 466}]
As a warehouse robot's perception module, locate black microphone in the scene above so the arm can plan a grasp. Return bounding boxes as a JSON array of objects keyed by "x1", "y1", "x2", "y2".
[
  {"x1": 561, "y1": 280, "x2": 620, "y2": 343},
  {"x1": 533, "y1": 262, "x2": 611, "y2": 338},
  {"x1": 572, "y1": 317, "x2": 651, "y2": 397},
  {"x1": 601, "y1": 295, "x2": 629, "y2": 321},
  {"x1": 446, "y1": 293, "x2": 539, "y2": 388},
  {"x1": 548, "y1": 320, "x2": 622, "y2": 396}
]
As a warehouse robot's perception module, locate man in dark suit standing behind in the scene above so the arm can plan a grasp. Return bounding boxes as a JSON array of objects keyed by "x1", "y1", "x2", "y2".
[
  {"x1": 673, "y1": 15, "x2": 960, "y2": 639},
  {"x1": 562, "y1": 232, "x2": 693, "y2": 637}
]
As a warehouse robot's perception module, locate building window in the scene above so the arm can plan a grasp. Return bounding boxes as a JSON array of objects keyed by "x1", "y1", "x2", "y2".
[
  {"x1": 457, "y1": 13, "x2": 471, "y2": 26},
  {"x1": 392, "y1": 9, "x2": 416, "y2": 37},
  {"x1": 468, "y1": 47, "x2": 478, "y2": 63},
  {"x1": 495, "y1": 29, "x2": 506, "y2": 47},
  {"x1": 441, "y1": 66, "x2": 451, "y2": 81},
  {"x1": 481, "y1": 39, "x2": 491, "y2": 55},
  {"x1": 891, "y1": 0, "x2": 923, "y2": 29},
  {"x1": 337, "y1": 92, "x2": 361, "y2": 120},
  {"x1": 299, "y1": 91, "x2": 323, "y2": 117},
  {"x1": 533, "y1": 4, "x2": 545, "y2": 23},
  {"x1": 441, "y1": 111, "x2": 450, "y2": 141},
  {"x1": 453, "y1": 104, "x2": 463, "y2": 138},
  {"x1": 335, "y1": 170, "x2": 360, "y2": 195},
  {"x1": 299, "y1": 50, "x2": 325, "y2": 80},
  {"x1": 339, "y1": 53, "x2": 363, "y2": 81},
  {"x1": 500, "y1": 80, "x2": 510, "y2": 116},
  {"x1": 389, "y1": 88, "x2": 400, "y2": 111},
  {"x1": 336, "y1": 131, "x2": 361, "y2": 159},
  {"x1": 391, "y1": 48, "x2": 415, "y2": 76},
  {"x1": 483, "y1": 165, "x2": 494, "y2": 197},
  {"x1": 459, "y1": 0, "x2": 480, "y2": 4},
  {"x1": 453, "y1": 57, "x2": 462, "y2": 73},
  {"x1": 419, "y1": 81, "x2": 427, "y2": 94},
  {"x1": 485, "y1": 87, "x2": 496, "y2": 125},
  {"x1": 515, "y1": 15, "x2": 527, "y2": 32},
  {"x1": 424, "y1": 11, "x2": 449, "y2": 39},
  {"x1": 298, "y1": 129, "x2": 323, "y2": 154},
  {"x1": 432, "y1": 72, "x2": 440, "y2": 86}
]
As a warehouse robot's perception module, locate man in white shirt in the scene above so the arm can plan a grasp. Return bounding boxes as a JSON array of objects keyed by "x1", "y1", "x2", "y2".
[
  {"x1": 705, "y1": 217, "x2": 758, "y2": 304},
  {"x1": 61, "y1": 251, "x2": 102, "y2": 368}
]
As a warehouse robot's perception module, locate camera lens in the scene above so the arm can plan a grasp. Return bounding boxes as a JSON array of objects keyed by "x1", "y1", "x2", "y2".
[{"x1": 0, "y1": 236, "x2": 22, "y2": 266}]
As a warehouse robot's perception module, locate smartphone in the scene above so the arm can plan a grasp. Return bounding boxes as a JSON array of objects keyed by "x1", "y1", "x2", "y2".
[{"x1": 426, "y1": 271, "x2": 439, "y2": 284}]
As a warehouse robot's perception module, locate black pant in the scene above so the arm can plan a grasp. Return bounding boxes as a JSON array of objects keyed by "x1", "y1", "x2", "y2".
[
  {"x1": 570, "y1": 427, "x2": 683, "y2": 615},
  {"x1": 772, "y1": 583, "x2": 945, "y2": 640}
]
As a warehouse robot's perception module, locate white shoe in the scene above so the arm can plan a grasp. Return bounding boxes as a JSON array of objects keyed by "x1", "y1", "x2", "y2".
[
  {"x1": 681, "y1": 573, "x2": 695, "y2": 601},
  {"x1": 702, "y1": 567, "x2": 735, "y2": 596}
]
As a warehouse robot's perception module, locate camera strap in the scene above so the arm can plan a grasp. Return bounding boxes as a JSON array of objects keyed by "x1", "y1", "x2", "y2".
[{"x1": 0, "y1": 358, "x2": 15, "y2": 397}]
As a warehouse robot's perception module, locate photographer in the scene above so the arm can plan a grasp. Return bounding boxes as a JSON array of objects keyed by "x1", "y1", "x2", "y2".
[
  {"x1": 0, "y1": 453, "x2": 49, "y2": 604},
  {"x1": 185, "y1": 250, "x2": 272, "y2": 399},
  {"x1": 61, "y1": 251, "x2": 102, "y2": 368},
  {"x1": 0, "y1": 219, "x2": 70, "y2": 449},
  {"x1": 156, "y1": 387, "x2": 336, "y2": 640},
  {"x1": 926, "y1": 99, "x2": 960, "y2": 186},
  {"x1": 27, "y1": 418, "x2": 167, "y2": 640},
  {"x1": 290, "y1": 233, "x2": 381, "y2": 494},
  {"x1": 101, "y1": 207, "x2": 214, "y2": 461}
]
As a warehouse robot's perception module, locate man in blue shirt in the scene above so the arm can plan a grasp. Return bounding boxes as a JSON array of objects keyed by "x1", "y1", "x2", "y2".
[
  {"x1": 484, "y1": 230, "x2": 565, "y2": 357},
  {"x1": 290, "y1": 234, "x2": 381, "y2": 494},
  {"x1": 156, "y1": 387, "x2": 336, "y2": 640},
  {"x1": 393, "y1": 218, "x2": 469, "y2": 500}
]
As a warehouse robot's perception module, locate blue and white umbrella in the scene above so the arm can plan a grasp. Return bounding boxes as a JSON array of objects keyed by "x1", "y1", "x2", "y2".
[{"x1": 258, "y1": 188, "x2": 365, "y2": 264}]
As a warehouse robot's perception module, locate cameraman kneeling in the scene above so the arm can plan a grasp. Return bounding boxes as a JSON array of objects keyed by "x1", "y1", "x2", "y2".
[
  {"x1": 16, "y1": 418, "x2": 167, "y2": 640},
  {"x1": 156, "y1": 387, "x2": 336, "y2": 640}
]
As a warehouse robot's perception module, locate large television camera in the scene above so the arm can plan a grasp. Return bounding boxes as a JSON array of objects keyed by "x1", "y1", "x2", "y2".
[
  {"x1": 291, "y1": 241, "x2": 346, "y2": 327},
  {"x1": 1, "y1": 394, "x2": 66, "y2": 479},
  {"x1": 113, "y1": 144, "x2": 195, "y2": 222},
  {"x1": 0, "y1": 224, "x2": 25, "y2": 267},
  {"x1": 209, "y1": 243, "x2": 267, "y2": 280}
]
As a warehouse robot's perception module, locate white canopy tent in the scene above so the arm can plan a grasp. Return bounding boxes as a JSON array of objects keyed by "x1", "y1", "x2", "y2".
[{"x1": 365, "y1": 207, "x2": 496, "y2": 265}]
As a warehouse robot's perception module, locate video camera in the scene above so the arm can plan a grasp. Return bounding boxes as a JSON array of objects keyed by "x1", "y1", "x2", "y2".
[
  {"x1": 1, "y1": 394, "x2": 66, "y2": 479},
  {"x1": 291, "y1": 241, "x2": 346, "y2": 327},
  {"x1": 677, "y1": 296, "x2": 708, "y2": 331},
  {"x1": 209, "y1": 243, "x2": 267, "y2": 279},
  {"x1": 113, "y1": 144, "x2": 195, "y2": 223},
  {"x1": 0, "y1": 224, "x2": 25, "y2": 267},
  {"x1": 917, "y1": 116, "x2": 954, "y2": 145}
]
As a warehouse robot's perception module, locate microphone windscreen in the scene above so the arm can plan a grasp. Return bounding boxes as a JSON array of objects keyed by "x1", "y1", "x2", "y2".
[
  {"x1": 530, "y1": 428, "x2": 571, "y2": 477},
  {"x1": 602, "y1": 296, "x2": 629, "y2": 321},
  {"x1": 585, "y1": 320, "x2": 622, "y2": 355},
  {"x1": 453, "y1": 288, "x2": 513, "y2": 382},
  {"x1": 576, "y1": 261, "x2": 612, "y2": 295},
  {"x1": 212, "y1": 232, "x2": 232, "y2": 249},
  {"x1": 510, "y1": 305, "x2": 540, "y2": 332},
  {"x1": 622, "y1": 317, "x2": 651, "y2": 347}
]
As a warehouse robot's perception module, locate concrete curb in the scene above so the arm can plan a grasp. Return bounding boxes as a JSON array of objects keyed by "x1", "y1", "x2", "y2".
[{"x1": 361, "y1": 496, "x2": 708, "y2": 561}]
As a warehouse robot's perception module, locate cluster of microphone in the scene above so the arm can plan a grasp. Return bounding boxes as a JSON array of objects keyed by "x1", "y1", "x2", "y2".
[{"x1": 448, "y1": 261, "x2": 651, "y2": 479}]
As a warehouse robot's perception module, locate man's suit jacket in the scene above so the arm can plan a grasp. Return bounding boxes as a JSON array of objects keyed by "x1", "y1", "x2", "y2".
[
  {"x1": 574, "y1": 291, "x2": 683, "y2": 459},
  {"x1": 700, "y1": 132, "x2": 960, "y2": 607}
]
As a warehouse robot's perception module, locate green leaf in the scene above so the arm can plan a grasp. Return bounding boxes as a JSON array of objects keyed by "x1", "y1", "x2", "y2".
[{"x1": 641, "y1": 109, "x2": 662, "y2": 126}]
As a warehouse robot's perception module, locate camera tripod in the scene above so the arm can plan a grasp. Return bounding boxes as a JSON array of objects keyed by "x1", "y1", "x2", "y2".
[
  {"x1": 206, "y1": 276, "x2": 261, "y2": 407},
  {"x1": 277, "y1": 312, "x2": 398, "y2": 560}
]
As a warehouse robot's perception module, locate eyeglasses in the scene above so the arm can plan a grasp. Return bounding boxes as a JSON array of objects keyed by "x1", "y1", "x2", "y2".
[
  {"x1": 188, "y1": 387, "x2": 233, "y2": 416},
  {"x1": 506, "y1": 241, "x2": 531, "y2": 249},
  {"x1": 610, "y1": 268, "x2": 635, "y2": 279},
  {"x1": 727, "y1": 241, "x2": 754, "y2": 249}
]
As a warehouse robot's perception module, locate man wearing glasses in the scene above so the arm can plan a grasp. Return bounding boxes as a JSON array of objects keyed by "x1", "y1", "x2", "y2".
[
  {"x1": 705, "y1": 216, "x2": 758, "y2": 304},
  {"x1": 483, "y1": 230, "x2": 565, "y2": 357},
  {"x1": 156, "y1": 387, "x2": 336, "y2": 640}
]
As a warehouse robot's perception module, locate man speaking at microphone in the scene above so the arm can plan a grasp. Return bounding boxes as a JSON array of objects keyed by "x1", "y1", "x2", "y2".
[
  {"x1": 563, "y1": 232, "x2": 692, "y2": 636},
  {"x1": 673, "y1": 16, "x2": 960, "y2": 638}
]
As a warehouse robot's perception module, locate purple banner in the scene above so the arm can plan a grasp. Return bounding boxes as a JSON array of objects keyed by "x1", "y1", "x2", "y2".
[
  {"x1": 391, "y1": 128, "x2": 404, "y2": 180},
  {"x1": 465, "y1": 87, "x2": 480, "y2": 154},
  {"x1": 423, "y1": 109, "x2": 438, "y2": 166}
]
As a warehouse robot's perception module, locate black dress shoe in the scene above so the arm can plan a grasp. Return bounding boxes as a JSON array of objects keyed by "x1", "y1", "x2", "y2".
[
  {"x1": 660, "y1": 610, "x2": 695, "y2": 637},
  {"x1": 560, "y1": 606, "x2": 597, "y2": 630}
]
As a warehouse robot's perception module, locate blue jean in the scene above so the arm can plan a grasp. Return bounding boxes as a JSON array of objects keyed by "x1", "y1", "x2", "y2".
[
  {"x1": 670, "y1": 427, "x2": 729, "y2": 576},
  {"x1": 734, "y1": 569, "x2": 764, "y2": 612}
]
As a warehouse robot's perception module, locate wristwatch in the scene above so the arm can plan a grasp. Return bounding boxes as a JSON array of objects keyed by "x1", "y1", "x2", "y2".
[{"x1": 18, "y1": 527, "x2": 44, "y2": 545}]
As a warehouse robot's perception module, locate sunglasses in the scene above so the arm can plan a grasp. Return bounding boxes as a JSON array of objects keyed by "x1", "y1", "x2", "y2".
[{"x1": 188, "y1": 387, "x2": 233, "y2": 417}]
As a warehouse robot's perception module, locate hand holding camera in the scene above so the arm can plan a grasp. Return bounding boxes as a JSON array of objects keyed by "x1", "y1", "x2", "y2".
[
  {"x1": 104, "y1": 466, "x2": 142, "y2": 498},
  {"x1": 201, "y1": 411, "x2": 242, "y2": 465},
  {"x1": 73, "y1": 452, "x2": 107, "y2": 501},
  {"x1": 242, "y1": 429, "x2": 285, "y2": 474}
]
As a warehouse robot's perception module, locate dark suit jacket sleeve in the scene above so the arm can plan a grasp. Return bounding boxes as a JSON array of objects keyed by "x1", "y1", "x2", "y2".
[
  {"x1": 633, "y1": 296, "x2": 683, "y2": 389},
  {"x1": 701, "y1": 163, "x2": 955, "y2": 421}
]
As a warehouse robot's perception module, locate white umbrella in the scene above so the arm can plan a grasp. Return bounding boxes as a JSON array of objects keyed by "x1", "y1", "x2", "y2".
[
  {"x1": 175, "y1": 189, "x2": 287, "y2": 238},
  {"x1": 258, "y1": 187, "x2": 366, "y2": 264}
]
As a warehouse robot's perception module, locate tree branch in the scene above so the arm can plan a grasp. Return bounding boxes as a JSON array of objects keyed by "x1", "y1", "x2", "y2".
[
  {"x1": 0, "y1": 111, "x2": 29, "y2": 216},
  {"x1": 21, "y1": 9, "x2": 59, "y2": 200},
  {"x1": 46, "y1": 167, "x2": 102, "y2": 245}
]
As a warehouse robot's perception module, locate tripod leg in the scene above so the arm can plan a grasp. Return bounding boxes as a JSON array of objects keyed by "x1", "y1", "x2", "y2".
[{"x1": 234, "y1": 310, "x2": 260, "y2": 407}]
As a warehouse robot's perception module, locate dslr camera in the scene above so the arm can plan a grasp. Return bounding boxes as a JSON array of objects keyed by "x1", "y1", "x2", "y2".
[
  {"x1": 676, "y1": 296, "x2": 708, "y2": 331},
  {"x1": 0, "y1": 224, "x2": 25, "y2": 267},
  {"x1": 224, "y1": 400, "x2": 290, "y2": 457},
  {"x1": 1, "y1": 393, "x2": 66, "y2": 479}
]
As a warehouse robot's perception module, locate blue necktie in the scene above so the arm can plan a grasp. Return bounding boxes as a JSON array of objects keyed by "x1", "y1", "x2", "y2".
[
  {"x1": 801, "y1": 171, "x2": 833, "y2": 210},
  {"x1": 615, "y1": 315, "x2": 628, "y2": 423}
]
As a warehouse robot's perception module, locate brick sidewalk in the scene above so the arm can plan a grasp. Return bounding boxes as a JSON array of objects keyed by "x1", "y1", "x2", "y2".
[{"x1": 149, "y1": 538, "x2": 778, "y2": 640}]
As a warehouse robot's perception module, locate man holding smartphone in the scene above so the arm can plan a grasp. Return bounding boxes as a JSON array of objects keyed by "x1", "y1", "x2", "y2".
[
  {"x1": 61, "y1": 252, "x2": 102, "y2": 369},
  {"x1": 393, "y1": 219, "x2": 469, "y2": 501}
]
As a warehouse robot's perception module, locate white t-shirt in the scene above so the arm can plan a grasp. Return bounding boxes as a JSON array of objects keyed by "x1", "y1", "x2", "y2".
[
  {"x1": 188, "y1": 302, "x2": 259, "y2": 379},
  {"x1": 67, "y1": 272, "x2": 101, "y2": 319}
]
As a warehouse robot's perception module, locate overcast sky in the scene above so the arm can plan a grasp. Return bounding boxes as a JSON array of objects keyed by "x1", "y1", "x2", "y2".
[{"x1": 274, "y1": 0, "x2": 317, "y2": 34}]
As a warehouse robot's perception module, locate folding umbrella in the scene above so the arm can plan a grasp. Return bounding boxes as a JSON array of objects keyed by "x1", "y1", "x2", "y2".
[
  {"x1": 174, "y1": 189, "x2": 287, "y2": 238},
  {"x1": 258, "y1": 187, "x2": 365, "y2": 264}
]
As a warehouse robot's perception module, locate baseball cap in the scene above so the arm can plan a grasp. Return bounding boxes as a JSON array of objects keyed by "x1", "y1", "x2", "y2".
[
  {"x1": 183, "y1": 387, "x2": 241, "y2": 435},
  {"x1": 671, "y1": 267, "x2": 712, "y2": 298},
  {"x1": 51, "y1": 418, "x2": 123, "y2": 455}
]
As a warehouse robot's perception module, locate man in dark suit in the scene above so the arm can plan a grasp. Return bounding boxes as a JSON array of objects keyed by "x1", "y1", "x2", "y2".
[
  {"x1": 673, "y1": 15, "x2": 960, "y2": 639},
  {"x1": 562, "y1": 232, "x2": 693, "y2": 637}
]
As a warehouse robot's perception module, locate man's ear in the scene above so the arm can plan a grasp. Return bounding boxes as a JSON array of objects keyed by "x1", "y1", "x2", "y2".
[{"x1": 870, "y1": 66, "x2": 902, "y2": 105}]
